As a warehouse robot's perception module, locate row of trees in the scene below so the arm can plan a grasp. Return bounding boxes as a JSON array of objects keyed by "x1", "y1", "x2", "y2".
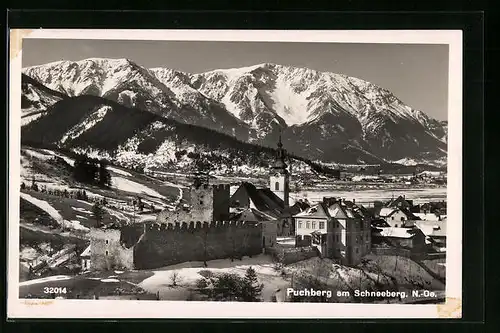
[{"x1": 21, "y1": 178, "x2": 108, "y2": 205}]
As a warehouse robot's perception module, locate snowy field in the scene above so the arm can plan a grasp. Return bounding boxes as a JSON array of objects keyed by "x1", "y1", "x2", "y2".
[
  {"x1": 111, "y1": 176, "x2": 166, "y2": 199},
  {"x1": 139, "y1": 254, "x2": 289, "y2": 301},
  {"x1": 290, "y1": 187, "x2": 446, "y2": 205}
]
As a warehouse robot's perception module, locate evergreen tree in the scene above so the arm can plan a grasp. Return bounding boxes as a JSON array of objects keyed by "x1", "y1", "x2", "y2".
[
  {"x1": 241, "y1": 267, "x2": 263, "y2": 302},
  {"x1": 92, "y1": 202, "x2": 105, "y2": 228},
  {"x1": 212, "y1": 273, "x2": 244, "y2": 301},
  {"x1": 31, "y1": 176, "x2": 38, "y2": 191},
  {"x1": 98, "y1": 160, "x2": 112, "y2": 187},
  {"x1": 137, "y1": 197, "x2": 144, "y2": 212}
]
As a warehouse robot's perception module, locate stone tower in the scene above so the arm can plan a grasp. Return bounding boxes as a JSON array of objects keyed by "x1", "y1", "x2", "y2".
[{"x1": 269, "y1": 135, "x2": 290, "y2": 207}]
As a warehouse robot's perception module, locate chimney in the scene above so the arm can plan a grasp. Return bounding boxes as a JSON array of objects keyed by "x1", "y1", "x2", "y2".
[
  {"x1": 353, "y1": 199, "x2": 356, "y2": 204},
  {"x1": 323, "y1": 197, "x2": 336, "y2": 206}
]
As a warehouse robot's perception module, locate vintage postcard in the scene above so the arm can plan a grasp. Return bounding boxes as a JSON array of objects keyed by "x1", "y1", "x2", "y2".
[{"x1": 8, "y1": 29, "x2": 462, "y2": 319}]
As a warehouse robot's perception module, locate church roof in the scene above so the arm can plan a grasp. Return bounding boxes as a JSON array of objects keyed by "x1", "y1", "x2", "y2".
[
  {"x1": 271, "y1": 134, "x2": 288, "y2": 170},
  {"x1": 230, "y1": 208, "x2": 276, "y2": 222},
  {"x1": 231, "y1": 182, "x2": 286, "y2": 218},
  {"x1": 271, "y1": 159, "x2": 288, "y2": 170}
]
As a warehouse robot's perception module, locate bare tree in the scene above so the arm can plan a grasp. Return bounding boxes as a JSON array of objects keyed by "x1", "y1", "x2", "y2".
[{"x1": 170, "y1": 271, "x2": 182, "y2": 287}]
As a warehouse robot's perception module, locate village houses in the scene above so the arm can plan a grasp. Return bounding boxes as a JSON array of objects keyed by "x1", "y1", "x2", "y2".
[{"x1": 293, "y1": 197, "x2": 371, "y2": 266}]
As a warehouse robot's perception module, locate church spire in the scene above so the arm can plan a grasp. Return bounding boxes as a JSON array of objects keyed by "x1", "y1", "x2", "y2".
[
  {"x1": 272, "y1": 132, "x2": 288, "y2": 173},
  {"x1": 269, "y1": 131, "x2": 290, "y2": 208}
]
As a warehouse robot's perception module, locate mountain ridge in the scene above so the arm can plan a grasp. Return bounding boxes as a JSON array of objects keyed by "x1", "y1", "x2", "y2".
[{"x1": 22, "y1": 58, "x2": 447, "y2": 164}]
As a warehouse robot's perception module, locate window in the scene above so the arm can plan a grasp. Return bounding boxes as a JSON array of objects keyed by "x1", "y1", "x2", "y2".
[
  {"x1": 105, "y1": 251, "x2": 108, "y2": 256},
  {"x1": 312, "y1": 221, "x2": 316, "y2": 229},
  {"x1": 105, "y1": 240, "x2": 108, "y2": 244},
  {"x1": 401, "y1": 217, "x2": 405, "y2": 221},
  {"x1": 319, "y1": 221, "x2": 325, "y2": 229},
  {"x1": 395, "y1": 224, "x2": 398, "y2": 227},
  {"x1": 200, "y1": 201, "x2": 204, "y2": 205},
  {"x1": 356, "y1": 247, "x2": 359, "y2": 254},
  {"x1": 392, "y1": 216, "x2": 395, "y2": 220},
  {"x1": 275, "y1": 182, "x2": 280, "y2": 191},
  {"x1": 306, "y1": 222, "x2": 310, "y2": 229},
  {"x1": 298, "y1": 221, "x2": 302, "y2": 229}
]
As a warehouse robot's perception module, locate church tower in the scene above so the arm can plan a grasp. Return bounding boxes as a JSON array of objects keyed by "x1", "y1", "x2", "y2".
[{"x1": 269, "y1": 135, "x2": 290, "y2": 207}]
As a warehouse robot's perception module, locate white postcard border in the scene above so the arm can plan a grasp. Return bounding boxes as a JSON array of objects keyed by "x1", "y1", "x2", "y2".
[{"x1": 8, "y1": 29, "x2": 463, "y2": 319}]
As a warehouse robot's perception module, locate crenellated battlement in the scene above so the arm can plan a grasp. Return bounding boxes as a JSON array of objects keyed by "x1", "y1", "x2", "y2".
[
  {"x1": 90, "y1": 227, "x2": 122, "y2": 241},
  {"x1": 191, "y1": 183, "x2": 230, "y2": 190},
  {"x1": 212, "y1": 184, "x2": 230, "y2": 191},
  {"x1": 144, "y1": 220, "x2": 260, "y2": 233}
]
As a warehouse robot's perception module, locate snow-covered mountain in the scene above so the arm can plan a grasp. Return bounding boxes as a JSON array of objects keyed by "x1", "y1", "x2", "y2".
[
  {"x1": 191, "y1": 63, "x2": 447, "y2": 162},
  {"x1": 23, "y1": 58, "x2": 251, "y2": 140},
  {"x1": 21, "y1": 95, "x2": 336, "y2": 177},
  {"x1": 22, "y1": 59, "x2": 447, "y2": 164}
]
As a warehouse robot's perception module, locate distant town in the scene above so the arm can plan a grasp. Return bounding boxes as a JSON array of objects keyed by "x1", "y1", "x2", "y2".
[{"x1": 19, "y1": 137, "x2": 447, "y2": 303}]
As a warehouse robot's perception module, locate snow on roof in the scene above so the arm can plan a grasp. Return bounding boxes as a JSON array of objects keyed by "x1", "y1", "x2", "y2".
[
  {"x1": 414, "y1": 212, "x2": 440, "y2": 221},
  {"x1": 294, "y1": 205, "x2": 320, "y2": 217},
  {"x1": 379, "y1": 207, "x2": 397, "y2": 217},
  {"x1": 415, "y1": 221, "x2": 447, "y2": 237},
  {"x1": 345, "y1": 208, "x2": 354, "y2": 218},
  {"x1": 328, "y1": 206, "x2": 340, "y2": 217},
  {"x1": 373, "y1": 227, "x2": 415, "y2": 239},
  {"x1": 80, "y1": 245, "x2": 91, "y2": 257}
]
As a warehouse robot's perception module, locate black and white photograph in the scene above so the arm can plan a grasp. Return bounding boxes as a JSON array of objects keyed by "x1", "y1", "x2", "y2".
[{"x1": 8, "y1": 29, "x2": 463, "y2": 318}]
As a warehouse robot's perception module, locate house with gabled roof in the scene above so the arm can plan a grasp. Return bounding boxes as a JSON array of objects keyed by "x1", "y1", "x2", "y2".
[
  {"x1": 371, "y1": 226, "x2": 426, "y2": 252},
  {"x1": 385, "y1": 195, "x2": 415, "y2": 210},
  {"x1": 229, "y1": 207, "x2": 278, "y2": 248},
  {"x1": 293, "y1": 197, "x2": 371, "y2": 266},
  {"x1": 376, "y1": 207, "x2": 420, "y2": 228},
  {"x1": 415, "y1": 219, "x2": 447, "y2": 252}
]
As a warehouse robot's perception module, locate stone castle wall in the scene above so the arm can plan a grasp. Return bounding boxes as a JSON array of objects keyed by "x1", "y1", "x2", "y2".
[
  {"x1": 89, "y1": 228, "x2": 134, "y2": 271},
  {"x1": 157, "y1": 184, "x2": 230, "y2": 224},
  {"x1": 133, "y1": 220, "x2": 262, "y2": 269}
]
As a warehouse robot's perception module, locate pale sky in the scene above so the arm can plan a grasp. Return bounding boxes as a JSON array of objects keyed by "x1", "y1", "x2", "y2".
[{"x1": 22, "y1": 39, "x2": 449, "y2": 120}]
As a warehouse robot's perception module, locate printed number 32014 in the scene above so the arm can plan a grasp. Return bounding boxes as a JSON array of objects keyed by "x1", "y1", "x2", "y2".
[{"x1": 43, "y1": 287, "x2": 67, "y2": 294}]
